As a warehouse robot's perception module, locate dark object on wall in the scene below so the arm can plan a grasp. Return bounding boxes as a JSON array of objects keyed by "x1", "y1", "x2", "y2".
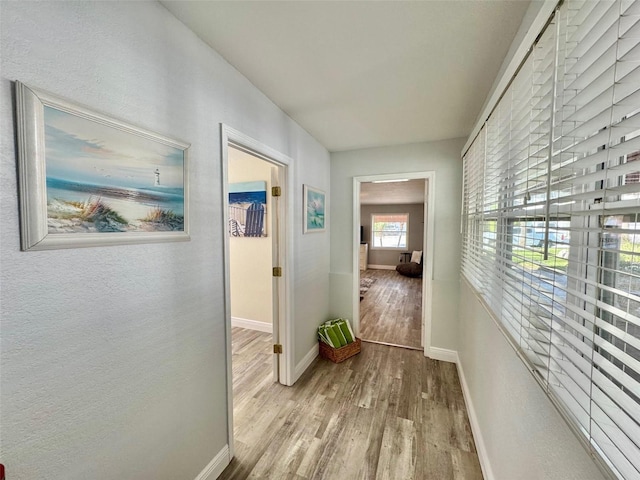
[
  {"x1": 396, "y1": 261, "x2": 422, "y2": 278},
  {"x1": 360, "y1": 225, "x2": 364, "y2": 243}
]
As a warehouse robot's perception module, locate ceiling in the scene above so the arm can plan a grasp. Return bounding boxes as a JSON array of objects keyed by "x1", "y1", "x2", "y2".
[
  {"x1": 360, "y1": 179, "x2": 425, "y2": 205},
  {"x1": 161, "y1": 0, "x2": 531, "y2": 153}
]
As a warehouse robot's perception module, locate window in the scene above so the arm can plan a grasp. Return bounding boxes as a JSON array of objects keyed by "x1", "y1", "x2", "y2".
[
  {"x1": 371, "y1": 213, "x2": 408, "y2": 249},
  {"x1": 461, "y1": 1, "x2": 640, "y2": 478}
]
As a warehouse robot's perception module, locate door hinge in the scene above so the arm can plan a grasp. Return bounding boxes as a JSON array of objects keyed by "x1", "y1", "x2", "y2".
[
  {"x1": 272, "y1": 186, "x2": 281, "y2": 197},
  {"x1": 273, "y1": 266, "x2": 282, "y2": 277},
  {"x1": 273, "y1": 344, "x2": 283, "y2": 354}
]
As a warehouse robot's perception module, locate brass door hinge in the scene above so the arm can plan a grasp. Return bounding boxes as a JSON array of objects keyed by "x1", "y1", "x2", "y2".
[
  {"x1": 273, "y1": 344, "x2": 283, "y2": 354},
  {"x1": 273, "y1": 267, "x2": 282, "y2": 277},
  {"x1": 272, "y1": 186, "x2": 281, "y2": 197}
]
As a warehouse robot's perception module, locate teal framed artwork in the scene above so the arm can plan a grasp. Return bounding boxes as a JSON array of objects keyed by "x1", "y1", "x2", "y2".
[{"x1": 303, "y1": 184, "x2": 325, "y2": 233}]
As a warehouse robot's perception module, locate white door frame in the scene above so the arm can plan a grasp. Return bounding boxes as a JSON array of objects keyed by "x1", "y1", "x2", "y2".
[
  {"x1": 221, "y1": 124, "x2": 295, "y2": 459},
  {"x1": 352, "y1": 171, "x2": 436, "y2": 356}
]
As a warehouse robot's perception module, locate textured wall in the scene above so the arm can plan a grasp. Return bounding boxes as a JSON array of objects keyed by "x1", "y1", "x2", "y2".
[
  {"x1": 458, "y1": 280, "x2": 607, "y2": 480},
  {"x1": 0, "y1": 2, "x2": 329, "y2": 478},
  {"x1": 361, "y1": 203, "x2": 424, "y2": 267},
  {"x1": 329, "y1": 139, "x2": 463, "y2": 350}
]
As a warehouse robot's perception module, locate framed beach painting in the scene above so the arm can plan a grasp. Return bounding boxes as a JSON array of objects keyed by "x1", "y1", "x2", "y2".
[
  {"x1": 15, "y1": 81, "x2": 190, "y2": 251},
  {"x1": 228, "y1": 181, "x2": 267, "y2": 237},
  {"x1": 303, "y1": 184, "x2": 325, "y2": 233}
]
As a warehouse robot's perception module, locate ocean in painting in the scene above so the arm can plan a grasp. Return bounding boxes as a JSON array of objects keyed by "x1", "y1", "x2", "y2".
[
  {"x1": 229, "y1": 190, "x2": 267, "y2": 205},
  {"x1": 47, "y1": 178, "x2": 185, "y2": 233}
]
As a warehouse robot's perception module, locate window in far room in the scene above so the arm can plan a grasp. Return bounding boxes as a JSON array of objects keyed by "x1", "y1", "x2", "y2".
[{"x1": 371, "y1": 213, "x2": 408, "y2": 249}]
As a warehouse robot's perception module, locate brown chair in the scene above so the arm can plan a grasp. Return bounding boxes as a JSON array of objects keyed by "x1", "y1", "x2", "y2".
[{"x1": 396, "y1": 250, "x2": 423, "y2": 277}]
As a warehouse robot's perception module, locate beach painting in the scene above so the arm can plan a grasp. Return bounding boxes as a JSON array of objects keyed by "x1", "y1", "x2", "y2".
[
  {"x1": 15, "y1": 82, "x2": 190, "y2": 250},
  {"x1": 228, "y1": 181, "x2": 267, "y2": 237},
  {"x1": 304, "y1": 184, "x2": 325, "y2": 233}
]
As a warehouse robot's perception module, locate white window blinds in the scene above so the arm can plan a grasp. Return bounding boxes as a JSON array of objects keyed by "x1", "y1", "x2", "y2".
[{"x1": 461, "y1": 1, "x2": 640, "y2": 478}]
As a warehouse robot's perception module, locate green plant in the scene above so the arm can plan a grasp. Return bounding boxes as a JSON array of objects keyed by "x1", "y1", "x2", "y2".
[{"x1": 142, "y1": 207, "x2": 184, "y2": 230}]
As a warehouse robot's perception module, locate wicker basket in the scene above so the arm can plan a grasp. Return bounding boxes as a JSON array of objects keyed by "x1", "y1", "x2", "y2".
[{"x1": 319, "y1": 337, "x2": 361, "y2": 363}]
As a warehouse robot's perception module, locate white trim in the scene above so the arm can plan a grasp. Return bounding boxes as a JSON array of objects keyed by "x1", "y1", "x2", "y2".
[
  {"x1": 427, "y1": 346, "x2": 458, "y2": 364},
  {"x1": 369, "y1": 211, "x2": 409, "y2": 251},
  {"x1": 352, "y1": 172, "x2": 435, "y2": 357},
  {"x1": 423, "y1": 175, "x2": 435, "y2": 351},
  {"x1": 294, "y1": 343, "x2": 319, "y2": 382},
  {"x1": 456, "y1": 354, "x2": 495, "y2": 480},
  {"x1": 367, "y1": 264, "x2": 397, "y2": 270},
  {"x1": 193, "y1": 445, "x2": 230, "y2": 480},
  {"x1": 220, "y1": 128, "x2": 235, "y2": 460},
  {"x1": 220, "y1": 124, "x2": 296, "y2": 459},
  {"x1": 353, "y1": 179, "x2": 362, "y2": 336},
  {"x1": 231, "y1": 317, "x2": 273, "y2": 333}
]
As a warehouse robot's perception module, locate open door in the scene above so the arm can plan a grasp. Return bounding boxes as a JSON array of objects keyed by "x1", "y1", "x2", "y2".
[{"x1": 221, "y1": 124, "x2": 295, "y2": 459}]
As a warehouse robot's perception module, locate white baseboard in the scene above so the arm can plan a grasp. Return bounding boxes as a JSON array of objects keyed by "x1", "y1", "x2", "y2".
[
  {"x1": 294, "y1": 343, "x2": 319, "y2": 382},
  {"x1": 231, "y1": 317, "x2": 273, "y2": 333},
  {"x1": 428, "y1": 346, "x2": 458, "y2": 363},
  {"x1": 456, "y1": 356, "x2": 495, "y2": 480},
  {"x1": 368, "y1": 264, "x2": 396, "y2": 270},
  {"x1": 194, "y1": 444, "x2": 230, "y2": 480}
]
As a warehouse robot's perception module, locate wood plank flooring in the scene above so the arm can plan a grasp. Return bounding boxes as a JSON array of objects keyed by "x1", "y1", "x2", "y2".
[
  {"x1": 359, "y1": 269, "x2": 422, "y2": 349},
  {"x1": 220, "y1": 327, "x2": 483, "y2": 480}
]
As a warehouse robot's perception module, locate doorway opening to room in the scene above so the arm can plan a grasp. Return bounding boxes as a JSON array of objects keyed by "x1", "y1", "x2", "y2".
[
  {"x1": 226, "y1": 144, "x2": 280, "y2": 379},
  {"x1": 221, "y1": 125, "x2": 294, "y2": 460},
  {"x1": 353, "y1": 173, "x2": 435, "y2": 354}
]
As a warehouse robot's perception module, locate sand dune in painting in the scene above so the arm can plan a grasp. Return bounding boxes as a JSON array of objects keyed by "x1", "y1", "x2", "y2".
[{"x1": 47, "y1": 179, "x2": 184, "y2": 233}]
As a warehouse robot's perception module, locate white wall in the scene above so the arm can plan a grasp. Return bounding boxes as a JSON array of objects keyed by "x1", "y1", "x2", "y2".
[
  {"x1": 0, "y1": 2, "x2": 329, "y2": 479},
  {"x1": 228, "y1": 148, "x2": 273, "y2": 326},
  {"x1": 458, "y1": 281, "x2": 607, "y2": 480},
  {"x1": 330, "y1": 139, "x2": 463, "y2": 350}
]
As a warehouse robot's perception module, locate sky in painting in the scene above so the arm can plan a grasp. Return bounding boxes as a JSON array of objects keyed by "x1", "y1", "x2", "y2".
[
  {"x1": 44, "y1": 106, "x2": 184, "y2": 190},
  {"x1": 229, "y1": 181, "x2": 266, "y2": 193}
]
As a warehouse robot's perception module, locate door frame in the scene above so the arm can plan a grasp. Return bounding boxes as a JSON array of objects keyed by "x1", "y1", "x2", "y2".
[
  {"x1": 220, "y1": 124, "x2": 295, "y2": 459},
  {"x1": 352, "y1": 171, "x2": 436, "y2": 356}
]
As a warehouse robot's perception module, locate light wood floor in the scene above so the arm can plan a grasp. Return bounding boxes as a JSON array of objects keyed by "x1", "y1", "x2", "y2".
[
  {"x1": 220, "y1": 327, "x2": 483, "y2": 480},
  {"x1": 360, "y1": 269, "x2": 422, "y2": 349}
]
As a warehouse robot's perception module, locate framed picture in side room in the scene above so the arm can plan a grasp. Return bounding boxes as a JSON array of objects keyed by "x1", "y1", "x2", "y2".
[
  {"x1": 15, "y1": 81, "x2": 190, "y2": 251},
  {"x1": 228, "y1": 181, "x2": 268, "y2": 237},
  {"x1": 303, "y1": 184, "x2": 325, "y2": 233}
]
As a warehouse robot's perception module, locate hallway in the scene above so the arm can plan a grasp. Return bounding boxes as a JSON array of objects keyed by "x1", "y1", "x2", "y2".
[
  {"x1": 360, "y1": 269, "x2": 422, "y2": 349},
  {"x1": 220, "y1": 328, "x2": 482, "y2": 479}
]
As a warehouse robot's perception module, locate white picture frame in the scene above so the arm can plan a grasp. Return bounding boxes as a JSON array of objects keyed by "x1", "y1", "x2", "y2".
[
  {"x1": 303, "y1": 184, "x2": 326, "y2": 233},
  {"x1": 15, "y1": 81, "x2": 190, "y2": 251}
]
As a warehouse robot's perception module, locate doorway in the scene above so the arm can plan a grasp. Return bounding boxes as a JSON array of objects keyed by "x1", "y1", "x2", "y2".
[
  {"x1": 221, "y1": 125, "x2": 294, "y2": 459},
  {"x1": 358, "y1": 180, "x2": 424, "y2": 349},
  {"x1": 352, "y1": 172, "x2": 435, "y2": 356}
]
